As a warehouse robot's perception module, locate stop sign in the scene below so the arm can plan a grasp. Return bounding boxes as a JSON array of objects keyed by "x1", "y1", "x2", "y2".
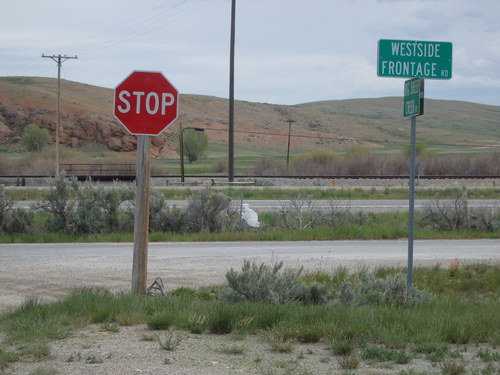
[{"x1": 113, "y1": 71, "x2": 179, "y2": 136}]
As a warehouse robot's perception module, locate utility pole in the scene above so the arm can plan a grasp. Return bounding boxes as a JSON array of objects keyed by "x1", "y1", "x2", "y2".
[
  {"x1": 42, "y1": 54, "x2": 78, "y2": 177},
  {"x1": 228, "y1": 0, "x2": 236, "y2": 182},
  {"x1": 284, "y1": 119, "x2": 295, "y2": 167}
]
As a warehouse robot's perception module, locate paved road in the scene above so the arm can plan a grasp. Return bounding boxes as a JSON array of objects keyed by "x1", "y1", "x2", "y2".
[
  {"x1": 12, "y1": 199, "x2": 500, "y2": 213},
  {"x1": 0, "y1": 240, "x2": 498, "y2": 312},
  {"x1": 237, "y1": 199, "x2": 500, "y2": 213}
]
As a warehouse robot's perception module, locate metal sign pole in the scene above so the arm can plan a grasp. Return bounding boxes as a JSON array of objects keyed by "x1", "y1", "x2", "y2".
[{"x1": 407, "y1": 115, "x2": 417, "y2": 299}]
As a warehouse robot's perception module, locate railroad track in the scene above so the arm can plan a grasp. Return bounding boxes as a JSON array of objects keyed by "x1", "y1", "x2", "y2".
[{"x1": 2, "y1": 174, "x2": 499, "y2": 184}]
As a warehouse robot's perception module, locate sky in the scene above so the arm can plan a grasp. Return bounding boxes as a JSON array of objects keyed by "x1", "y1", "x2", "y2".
[{"x1": 1, "y1": 0, "x2": 499, "y2": 106}]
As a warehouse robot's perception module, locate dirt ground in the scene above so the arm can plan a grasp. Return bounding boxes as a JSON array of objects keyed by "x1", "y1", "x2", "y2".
[{"x1": 3, "y1": 322, "x2": 499, "y2": 375}]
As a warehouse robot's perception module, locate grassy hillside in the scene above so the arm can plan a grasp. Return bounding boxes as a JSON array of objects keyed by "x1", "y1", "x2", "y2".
[
  {"x1": 0, "y1": 76, "x2": 499, "y2": 161},
  {"x1": 299, "y1": 98, "x2": 500, "y2": 153}
]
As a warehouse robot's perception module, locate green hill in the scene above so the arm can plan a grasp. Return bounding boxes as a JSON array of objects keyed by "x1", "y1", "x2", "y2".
[{"x1": 0, "y1": 76, "x2": 498, "y2": 157}]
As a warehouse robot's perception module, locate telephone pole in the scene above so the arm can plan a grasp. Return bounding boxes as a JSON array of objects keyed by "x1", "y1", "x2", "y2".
[
  {"x1": 42, "y1": 54, "x2": 78, "y2": 176},
  {"x1": 228, "y1": 0, "x2": 236, "y2": 182},
  {"x1": 284, "y1": 119, "x2": 295, "y2": 167}
]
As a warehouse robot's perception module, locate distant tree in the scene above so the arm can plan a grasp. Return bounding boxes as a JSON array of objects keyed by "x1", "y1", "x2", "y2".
[
  {"x1": 403, "y1": 143, "x2": 432, "y2": 157},
  {"x1": 182, "y1": 130, "x2": 208, "y2": 163},
  {"x1": 21, "y1": 123, "x2": 51, "y2": 152}
]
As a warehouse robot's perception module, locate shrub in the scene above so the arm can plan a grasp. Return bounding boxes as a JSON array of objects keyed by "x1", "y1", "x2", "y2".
[
  {"x1": 34, "y1": 174, "x2": 77, "y2": 233},
  {"x1": 21, "y1": 123, "x2": 51, "y2": 152},
  {"x1": 3, "y1": 208, "x2": 34, "y2": 234},
  {"x1": 278, "y1": 195, "x2": 321, "y2": 230},
  {"x1": 186, "y1": 189, "x2": 234, "y2": 233},
  {"x1": 221, "y1": 260, "x2": 307, "y2": 304},
  {"x1": 253, "y1": 156, "x2": 287, "y2": 176},
  {"x1": 470, "y1": 207, "x2": 500, "y2": 232},
  {"x1": 330, "y1": 335, "x2": 356, "y2": 356},
  {"x1": 207, "y1": 304, "x2": 235, "y2": 334},
  {"x1": 362, "y1": 345, "x2": 411, "y2": 364},
  {"x1": 146, "y1": 313, "x2": 175, "y2": 330},
  {"x1": 181, "y1": 129, "x2": 208, "y2": 163},
  {"x1": 0, "y1": 195, "x2": 14, "y2": 233},
  {"x1": 421, "y1": 193, "x2": 469, "y2": 231},
  {"x1": 332, "y1": 270, "x2": 431, "y2": 307},
  {"x1": 92, "y1": 184, "x2": 134, "y2": 232},
  {"x1": 71, "y1": 180, "x2": 105, "y2": 235},
  {"x1": 149, "y1": 191, "x2": 186, "y2": 233},
  {"x1": 212, "y1": 158, "x2": 227, "y2": 173},
  {"x1": 35, "y1": 176, "x2": 132, "y2": 235},
  {"x1": 292, "y1": 149, "x2": 339, "y2": 175},
  {"x1": 157, "y1": 328, "x2": 183, "y2": 351}
]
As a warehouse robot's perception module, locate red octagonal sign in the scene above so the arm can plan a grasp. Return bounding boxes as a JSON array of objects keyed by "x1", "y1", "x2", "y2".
[{"x1": 113, "y1": 71, "x2": 179, "y2": 136}]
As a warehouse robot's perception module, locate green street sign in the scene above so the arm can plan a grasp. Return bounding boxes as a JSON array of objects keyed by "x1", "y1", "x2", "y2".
[
  {"x1": 404, "y1": 77, "x2": 424, "y2": 118},
  {"x1": 378, "y1": 39, "x2": 452, "y2": 79}
]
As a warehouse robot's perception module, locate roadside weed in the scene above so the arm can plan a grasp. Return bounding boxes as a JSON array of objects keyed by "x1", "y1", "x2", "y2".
[
  {"x1": 158, "y1": 329, "x2": 183, "y2": 351},
  {"x1": 440, "y1": 360, "x2": 466, "y2": 375},
  {"x1": 29, "y1": 367, "x2": 59, "y2": 375},
  {"x1": 337, "y1": 354, "x2": 360, "y2": 369},
  {"x1": 477, "y1": 348, "x2": 500, "y2": 362},
  {"x1": 85, "y1": 355, "x2": 103, "y2": 364},
  {"x1": 216, "y1": 344, "x2": 246, "y2": 355}
]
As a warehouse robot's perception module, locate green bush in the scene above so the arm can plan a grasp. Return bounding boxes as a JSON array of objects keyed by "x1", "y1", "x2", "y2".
[
  {"x1": 4, "y1": 208, "x2": 34, "y2": 234},
  {"x1": 0, "y1": 197, "x2": 14, "y2": 233},
  {"x1": 33, "y1": 175, "x2": 76, "y2": 233},
  {"x1": 221, "y1": 260, "x2": 307, "y2": 304},
  {"x1": 186, "y1": 189, "x2": 234, "y2": 233},
  {"x1": 149, "y1": 191, "x2": 186, "y2": 233},
  {"x1": 21, "y1": 124, "x2": 51, "y2": 152},
  {"x1": 332, "y1": 270, "x2": 431, "y2": 307},
  {"x1": 207, "y1": 304, "x2": 235, "y2": 334},
  {"x1": 35, "y1": 176, "x2": 133, "y2": 235},
  {"x1": 147, "y1": 313, "x2": 175, "y2": 330},
  {"x1": 362, "y1": 345, "x2": 412, "y2": 364}
]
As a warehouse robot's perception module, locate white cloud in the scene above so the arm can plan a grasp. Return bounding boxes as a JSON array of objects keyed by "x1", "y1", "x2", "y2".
[{"x1": 0, "y1": 0, "x2": 498, "y2": 105}]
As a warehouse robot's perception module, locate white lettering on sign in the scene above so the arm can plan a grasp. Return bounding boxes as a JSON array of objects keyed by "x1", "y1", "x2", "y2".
[
  {"x1": 406, "y1": 101, "x2": 415, "y2": 114},
  {"x1": 404, "y1": 79, "x2": 420, "y2": 96},
  {"x1": 116, "y1": 90, "x2": 175, "y2": 115},
  {"x1": 381, "y1": 61, "x2": 437, "y2": 77},
  {"x1": 390, "y1": 42, "x2": 441, "y2": 58},
  {"x1": 117, "y1": 91, "x2": 131, "y2": 113}
]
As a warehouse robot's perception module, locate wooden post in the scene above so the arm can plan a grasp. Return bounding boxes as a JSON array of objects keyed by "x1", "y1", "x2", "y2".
[{"x1": 132, "y1": 135, "x2": 151, "y2": 294}]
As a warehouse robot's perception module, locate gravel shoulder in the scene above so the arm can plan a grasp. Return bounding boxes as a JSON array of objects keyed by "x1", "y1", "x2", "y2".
[{"x1": 6, "y1": 324, "x2": 499, "y2": 375}]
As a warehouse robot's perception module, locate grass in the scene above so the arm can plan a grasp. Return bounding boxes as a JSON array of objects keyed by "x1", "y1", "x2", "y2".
[
  {"x1": 440, "y1": 360, "x2": 467, "y2": 375},
  {"x1": 0, "y1": 264, "x2": 499, "y2": 372},
  {"x1": 28, "y1": 368, "x2": 59, "y2": 375},
  {"x1": 6, "y1": 186, "x2": 500, "y2": 201},
  {"x1": 2, "y1": 209, "x2": 499, "y2": 244},
  {"x1": 216, "y1": 344, "x2": 246, "y2": 355}
]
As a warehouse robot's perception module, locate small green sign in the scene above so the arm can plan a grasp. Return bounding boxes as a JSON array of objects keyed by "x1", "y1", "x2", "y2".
[
  {"x1": 378, "y1": 39, "x2": 452, "y2": 79},
  {"x1": 404, "y1": 77, "x2": 424, "y2": 118}
]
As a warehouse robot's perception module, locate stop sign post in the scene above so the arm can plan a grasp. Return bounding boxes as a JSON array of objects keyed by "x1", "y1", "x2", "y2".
[{"x1": 113, "y1": 71, "x2": 179, "y2": 294}]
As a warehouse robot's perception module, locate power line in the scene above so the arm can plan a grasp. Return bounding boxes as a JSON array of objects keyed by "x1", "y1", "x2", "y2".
[
  {"x1": 61, "y1": 0, "x2": 223, "y2": 56},
  {"x1": 204, "y1": 127, "x2": 355, "y2": 142},
  {"x1": 5, "y1": 0, "x2": 223, "y2": 78}
]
